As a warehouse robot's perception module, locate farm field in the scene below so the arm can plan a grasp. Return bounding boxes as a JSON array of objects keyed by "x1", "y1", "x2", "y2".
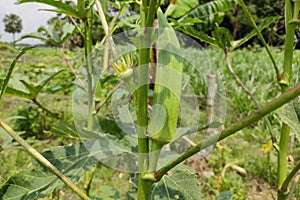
[
  {"x1": 0, "y1": 44, "x2": 299, "y2": 199},
  {"x1": 1, "y1": 0, "x2": 300, "y2": 199}
]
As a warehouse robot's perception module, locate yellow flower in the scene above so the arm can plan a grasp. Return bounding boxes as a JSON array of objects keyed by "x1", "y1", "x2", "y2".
[{"x1": 262, "y1": 140, "x2": 273, "y2": 153}]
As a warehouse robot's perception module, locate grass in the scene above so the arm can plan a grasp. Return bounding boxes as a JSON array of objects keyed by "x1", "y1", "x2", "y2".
[{"x1": 0, "y1": 45, "x2": 300, "y2": 199}]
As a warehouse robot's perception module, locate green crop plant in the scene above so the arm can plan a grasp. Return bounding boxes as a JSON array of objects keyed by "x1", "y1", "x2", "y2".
[{"x1": 0, "y1": 0, "x2": 300, "y2": 200}]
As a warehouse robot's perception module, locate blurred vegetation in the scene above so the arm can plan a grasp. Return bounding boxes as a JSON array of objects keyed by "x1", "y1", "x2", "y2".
[
  {"x1": 0, "y1": 46, "x2": 299, "y2": 198},
  {"x1": 0, "y1": 0, "x2": 299, "y2": 199}
]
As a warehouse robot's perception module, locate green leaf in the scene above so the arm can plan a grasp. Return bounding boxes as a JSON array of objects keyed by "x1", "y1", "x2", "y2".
[
  {"x1": 150, "y1": 165, "x2": 201, "y2": 200},
  {"x1": 61, "y1": 24, "x2": 76, "y2": 43},
  {"x1": 214, "y1": 26, "x2": 233, "y2": 49},
  {"x1": 0, "y1": 137, "x2": 130, "y2": 199},
  {"x1": 165, "y1": 0, "x2": 198, "y2": 18},
  {"x1": 178, "y1": 0, "x2": 237, "y2": 32},
  {"x1": 278, "y1": 100, "x2": 300, "y2": 140},
  {"x1": 0, "y1": 79, "x2": 32, "y2": 99},
  {"x1": 1, "y1": 69, "x2": 65, "y2": 101},
  {"x1": 18, "y1": 24, "x2": 75, "y2": 46},
  {"x1": 19, "y1": 80, "x2": 39, "y2": 98},
  {"x1": 3, "y1": 86, "x2": 32, "y2": 99},
  {"x1": 170, "y1": 17, "x2": 203, "y2": 29},
  {"x1": 157, "y1": 9, "x2": 180, "y2": 47},
  {"x1": 179, "y1": 0, "x2": 236, "y2": 20},
  {"x1": 47, "y1": 25, "x2": 61, "y2": 43},
  {"x1": 16, "y1": 32, "x2": 49, "y2": 44},
  {"x1": 46, "y1": 83, "x2": 74, "y2": 94},
  {"x1": 215, "y1": 191, "x2": 232, "y2": 200},
  {"x1": 85, "y1": 0, "x2": 95, "y2": 10},
  {"x1": 94, "y1": 79, "x2": 102, "y2": 102},
  {"x1": 37, "y1": 70, "x2": 64, "y2": 92},
  {"x1": 97, "y1": 116, "x2": 124, "y2": 139},
  {"x1": 231, "y1": 16, "x2": 282, "y2": 49},
  {"x1": 179, "y1": 26, "x2": 219, "y2": 47},
  {"x1": 116, "y1": 14, "x2": 139, "y2": 29},
  {"x1": 0, "y1": 141, "x2": 96, "y2": 199},
  {"x1": 17, "y1": 0, "x2": 82, "y2": 18},
  {"x1": 77, "y1": 0, "x2": 84, "y2": 16},
  {"x1": 18, "y1": 70, "x2": 64, "y2": 99},
  {"x1": 0, "y1": 47, "x2": 34, "y2": 101},
  {"x1": 50, "y1": 121, "x2": 81, "y2": 138}
]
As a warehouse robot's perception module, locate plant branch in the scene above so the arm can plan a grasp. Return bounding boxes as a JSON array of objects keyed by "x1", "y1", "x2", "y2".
[
  {"x1": 281, "y1": 162, "x2": 300, "y2": 194},
  {"x1": 95, "y1": 0, "x2": 111, "y2": 72},
  {"x1": 136, "y1": 1, "x2": 159, "y2": 199},
  {"x1": 0, "y1": 119, "x2": 90, "y2": 200},
  {"x1": 60, "y1": 47, "x2": 86, "y2": 89},
  {"x1": 277, "y1": 0, "x2": 297, "y2": 195},
  {"x1": 94, "y1": 81, "x2": 124, "y2": 114},
  {"x1": 32, "y1": 98, "x2": 60, "y2": 118},
  {"x1": 68, "y1": 16, "x2": 84, "y2": 37},
  {"x1": 60, "y1": 48, "x2": 76, "y2": 74},
  {"x1": 225, "y1": 49, "x2": 276, "y2": 143},
  {"x1": 145, "y1": 0, "x2": 159, "y2": 27},
  {"x1": 95, "y1": 0, "x2": 109, "y2": 38},
  {"x1": 84, "y1": 8, "x2": 95, "y2": 131},
  {"x1": 289, "y1": 170, "x2": 300, "y2": 198},
  {"x1": 225, "y1": 49, "x2": 259, "y2": 107},
  {"x1": 136, "y1": 32, "x2": 152, "y2": 200},
  {"x1": 238, "y1": 0, "x2": 280, "y2": 80},
  {"x1": 154, "y1": 82, "x2": 300, "y2": 181}
]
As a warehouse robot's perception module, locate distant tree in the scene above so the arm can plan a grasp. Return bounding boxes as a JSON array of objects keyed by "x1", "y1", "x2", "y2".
[{"x1": 3, "y1": 13, "x2": 23, "y2": 43}]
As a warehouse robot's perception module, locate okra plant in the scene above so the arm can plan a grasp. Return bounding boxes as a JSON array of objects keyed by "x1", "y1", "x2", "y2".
[{"x1": 0, "y1": 0, "x2": 300, "y2": 200}]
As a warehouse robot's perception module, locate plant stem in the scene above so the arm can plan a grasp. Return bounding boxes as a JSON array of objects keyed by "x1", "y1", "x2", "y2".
[
  {"x1": 0, "y1": 119, "x2": 90, "y2": 200},
  {"x1": 60, "y1": 47, "x2": 76, "y2": 74},
  {"x1": 225, "y1": 49, "x2": 259, "y2": 107},
  {"x1": 0, "y1": 46, "x2": 34, "y2": 101},
  {"x1": 277, "y1": 1, "x2": 297, "y2": 198},
  {"x1": 239, "y1": 0, "x2": 280, "y2": 80},
  {"x1": 95, "y1": 0, "x2": 113, "y2": 72},
  {"x1": 60, "y1": 47, "x2": 86, "y2": 88},
  {"x1": 95, "y1": 0, "x2": 109, "y2": 38},
  {"x1": 95, "y1": 81, "x2": 124, "y2": 114},
  {"x1": 225, "y1": 49, "x2": 276, "y2": 143},
  {"x1": 154, "y1": 83, "x2": 300, "y2": 181},
  {"x1": 149, "y1": 142, "x2": 163, "y2": 172},
  {"x1": 288, "y1": 170, "x2": 300, "y2": 198},
  {"x1": 281, "y1": 162, "x2": 300, "y2": 195},
  {"x1": 136, "y1": 37, "x2": 152, "y2": 200},
  {"x1": 84, "y1": 9, "x2": 94, "y2": 131},
  {"x1": 136, "y1": 1, "x2": 159, "y2": 199},
  {"x1": 238, "y1": 0, "x2": 280, "y2": 80}
]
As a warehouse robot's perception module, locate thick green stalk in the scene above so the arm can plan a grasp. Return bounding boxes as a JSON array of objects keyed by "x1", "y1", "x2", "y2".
[
  {"x1": 136, "y1": 1, "x2": 159, "y2": 199},
  {"x1": 149, "y1": 143, "x2": 163, "y2": 172},
  {"x1": 0, "y1": 120, "x2": 90, "y2": 200},
  {"x1": 277, "y1": 1, "x2": 297, "y2": 197},
  {"x1": 281, "y1": 0, "x2": 296, "y2": 89},
  {"x1": 84, "y1": 9, "x2": 94, "y2": 131},
  {"x1": 153, "y1": 83, "x2": 300, "y2": 181},
  {"x1": 136, "y1": 45, "x2": 152, "y2": 200},
  {"x1": 280, "y1": 162, "x2": 300, "y2": 198},
  {"x1": 278, "y1": 124, "x2": 291, "y2": 190},
  {"x1": 83, "y1": 6, "x2": 95, "y2": 197}
]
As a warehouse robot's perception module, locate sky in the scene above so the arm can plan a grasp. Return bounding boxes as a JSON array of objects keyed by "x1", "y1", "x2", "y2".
[{"x1": 0, "y1": 0, "x2": 56, "y2": 44}]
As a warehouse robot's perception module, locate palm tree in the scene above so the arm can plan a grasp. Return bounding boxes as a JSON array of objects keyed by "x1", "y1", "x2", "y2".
[{"x1": 3, "y1": 13, "x2": 23, "y2": 43}]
